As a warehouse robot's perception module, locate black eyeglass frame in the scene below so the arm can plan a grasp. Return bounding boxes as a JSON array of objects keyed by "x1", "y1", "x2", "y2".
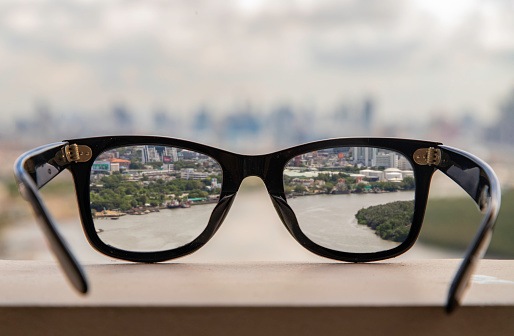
[{"x1": 14, "y1": 136, "x2": 501, "y2": 313}]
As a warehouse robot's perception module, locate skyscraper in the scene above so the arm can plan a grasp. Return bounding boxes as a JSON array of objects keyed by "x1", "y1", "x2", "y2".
[{"x1": 352, "y1": 147, "x2": 377, "y2": 167}]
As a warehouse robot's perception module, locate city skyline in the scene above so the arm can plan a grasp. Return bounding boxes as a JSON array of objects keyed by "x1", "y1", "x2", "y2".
[{"x1": 3, "y1": 92, "x2": 512, "y2": 155}]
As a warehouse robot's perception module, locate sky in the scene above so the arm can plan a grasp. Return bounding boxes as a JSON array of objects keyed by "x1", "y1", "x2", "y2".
[{"x1": 1, "y1": 0, "x2": 514, "y2": 126}]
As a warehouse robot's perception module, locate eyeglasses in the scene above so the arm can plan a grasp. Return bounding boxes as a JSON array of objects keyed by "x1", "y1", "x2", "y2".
[{"x1": 14, "y1": 136, "x2": 501, "y2": 313}]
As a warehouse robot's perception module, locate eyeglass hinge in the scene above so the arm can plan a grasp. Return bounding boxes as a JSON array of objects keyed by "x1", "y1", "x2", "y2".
[
  {"x1": 55, "y1": 144, "x2": 92, "y2": 165},
  {"x1": 413, "y1": 147, "x2": 441, "y2": 166}
]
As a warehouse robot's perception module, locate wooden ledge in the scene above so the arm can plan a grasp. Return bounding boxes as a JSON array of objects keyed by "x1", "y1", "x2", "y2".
[{"x1": 0, "y1": 259, "x2": 513, "y2": 335}]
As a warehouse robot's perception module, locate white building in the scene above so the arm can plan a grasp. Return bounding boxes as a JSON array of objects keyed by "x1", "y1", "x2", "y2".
[
  {"x1": 164, "y1": 147, "x2": 179, "y2": 162},
  {"x1": 146, "y1": 146, "x2": 161, "y2": 162},
  {"x1": 181, "y1": 169, "x2": 209, "y2": 180},
  {"x1": 384, "y1": 168, "x2": 403, "y2": 182},
  {"x1": 375, "y1": 152, "x2": 398, "y2": 169},
  {"x1": 360, "y1": 169, "x2": 385, "y2": 182},
  {"x1": 136, "y1": 145, "x2": 161, "y2": 163}
]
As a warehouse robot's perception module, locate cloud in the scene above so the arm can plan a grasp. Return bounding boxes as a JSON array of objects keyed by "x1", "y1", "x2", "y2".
[{"x1": 0, "y1": 0, "x2": 513, "y2": 124}]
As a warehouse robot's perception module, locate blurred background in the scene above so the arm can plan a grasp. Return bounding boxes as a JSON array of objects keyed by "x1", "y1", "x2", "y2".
[{"x1": 0, "y1": 0, "x2": 513, "y2": 263}]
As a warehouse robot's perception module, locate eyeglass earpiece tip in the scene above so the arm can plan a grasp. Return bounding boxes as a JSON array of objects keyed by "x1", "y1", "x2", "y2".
[
  {"x1": 445, "y1": 296, "x2": 459, "y2": 314},
  {"x1": 70, "y1": 276, "x2": 88, "y2": 295}
]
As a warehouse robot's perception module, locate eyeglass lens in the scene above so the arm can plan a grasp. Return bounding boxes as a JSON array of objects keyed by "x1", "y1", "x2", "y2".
[
  {"x1": 284, "y1": 147, "x2": 416, "y2": 253},
  {"x1": 89, "y1": 145, "x2": 223, "y2": 252}
]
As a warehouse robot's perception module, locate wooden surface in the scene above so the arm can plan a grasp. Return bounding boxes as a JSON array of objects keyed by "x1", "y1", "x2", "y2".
[{"x1": 1, "y1": 259, "x2": 513, "y2": 335}]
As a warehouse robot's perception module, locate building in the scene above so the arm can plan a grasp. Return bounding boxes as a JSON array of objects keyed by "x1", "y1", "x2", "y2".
[
  {"x1": 106, "y1": 158, "x2": 131, "y2": 169},
  {"x1": 401, "y1": 170, "x2": 414, "y2": 179},
  {"x1": 384, "y1": 168, "x2": 403, "y2": 182},
  {"x1": 292, "y1": 178, "x2": 314, "y2": 186},
  {"x1": 375, "y1": 152, "x2": 398, "y2": 169},
  {"x1": 163, "y1": 147, "x2": 179, "y2": 161},
  {"x1": 146, "y1": 146, "x2": 161, "y2": 162},
  {"x1": 137, "y1": 145, "x2": 162, "y2": 163},
  {"x1": 352, "y1": 147, "x2": 377, "y2": 167},
  {"x1": 398, "y1": 156, "x2": 413, "y2": 171},
  {"x1": 360, "y1": 169, "x2": 385, "y2": 182},
  {"x1": 180, "y1": 169, "x2": 209, "y2": 180}
]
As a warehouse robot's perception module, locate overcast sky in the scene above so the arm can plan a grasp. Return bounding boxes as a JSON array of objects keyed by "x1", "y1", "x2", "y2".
[{"x1": 1, "y1": 0, "x2": 513, "y2": 125}]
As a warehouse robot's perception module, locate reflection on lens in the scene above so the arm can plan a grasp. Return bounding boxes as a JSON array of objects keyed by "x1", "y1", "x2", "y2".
[
  {"x1": 89, "y1": 145, "x2": 222, "y2": 252},
  {"x1": 284, "y1": 147, "x2": 415, "y2": 253}
]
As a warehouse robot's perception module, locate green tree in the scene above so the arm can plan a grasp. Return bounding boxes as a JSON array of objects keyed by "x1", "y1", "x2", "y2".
[
  {"x1": 294, "y1": 184, "x2": 307, "y2": 193},
  {"x1": 355, "y1": 200, "x2": 414, "y2": 242},
  {"x1": 147, "y1": 162, "x2": 163, "y2": 169},
  {"x1": 137, "y1": 195, "x2": 148, "y2": 205},
  {"x1": 401, "y1": 176, "x2": 415, "y2": 190},
  {"x1": 129, "y1": 158, "x2": 144, "y2": 170},
  {"x1": 324, "y1": 182, "x2": 334, "y2": 193},
  {"x1": 284, "y1": 186, "x2": 293, "y2": 195},
  {"x1": 355, "y1": 183, "x2": 366, "y2": 193},
  {"x1": 382, "y1": 182, "x2": 399, "y2": 192}
]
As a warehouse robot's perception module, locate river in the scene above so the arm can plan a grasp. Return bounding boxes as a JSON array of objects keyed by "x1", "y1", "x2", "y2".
[
  {"x1": 288, "y1": 191, "x2": 415, "y2": 253},
  {"x1": 96, "y1": 203, "x2": 217, "y2": 252},
  {"x1": 96, "y1": 191, "x2": 415, "y2": 254}
]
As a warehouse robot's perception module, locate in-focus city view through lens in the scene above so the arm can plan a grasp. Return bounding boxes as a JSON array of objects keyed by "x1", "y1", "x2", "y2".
[
  {"x1": 90, "y1": 145, "x2": 222, "y2": 252},
  {"x1": 285, "y1": 147, "x2": 415, "y2": 253}
]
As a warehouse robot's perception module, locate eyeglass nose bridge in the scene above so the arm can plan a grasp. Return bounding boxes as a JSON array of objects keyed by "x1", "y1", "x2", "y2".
[
  {"x1": 246, "y1": 155, "x2": 300, "y2": 238},
  {"x1": 219, "y1": 154, "x2": 271, "y2": 193},
  {"x1": 239, "y1": 154, "x2": 269, "y2": 179}
]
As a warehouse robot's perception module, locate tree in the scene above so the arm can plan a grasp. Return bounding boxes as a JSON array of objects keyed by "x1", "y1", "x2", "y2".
[
  {"x1": 137, "y1": 195, "x2": 148, "y2": 205},
  {"x1": 382, "y1": 182, "x2": 399, "y2": 192},
  {"x1": 355, "y1": 183, "x2": 366, "y2": 193},
  {"x1": 129, "y1": 158, "x2": 144, "y2": 170},
  {"x1": 294, "y1": 184, "x2": 307, "y2": 193},
  {"x1": 401, "y1": 176, "x2": 415, "y2": 190},
  {"x1": 355, "y1": 200, "x2": 414, "y2": 242},
  {"x1": 147, "y1": 162, "x2": 163, "y2": 169},
  {"x1": 189, "y1": 189, "x2": 208, "y2": 199},
  {"x1": 324, "y1": 182, "x2": 334, "y2": 193}
]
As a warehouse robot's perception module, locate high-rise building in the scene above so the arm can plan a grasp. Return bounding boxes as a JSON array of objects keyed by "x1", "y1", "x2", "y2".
[
  {"x1": 363, "y1": 97, "x2": 374, "y2": 132},
  {"x1": 138, "y1": 146, "x2": 161, "y2": 163},
  {"x1": 164, "y1": 147, "x2": 179, "y2": 162},
  {"x1": 352, "y1": 147, "x2": 377, "y2": 167},
  {"x1": 146, "y1": 147, "x2": 161, "y2": 162},
  {"x1": 398, "y1": 156, "x2": 413, "y2": 171}
]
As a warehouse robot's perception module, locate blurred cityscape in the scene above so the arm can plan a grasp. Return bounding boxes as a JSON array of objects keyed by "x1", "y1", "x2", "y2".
[
  {"x1": 1, "y1": 87, "x2": 514, "y2": 156},
  {"x1": 0, "y1": 88, "x2": 509, "y2": 149}
]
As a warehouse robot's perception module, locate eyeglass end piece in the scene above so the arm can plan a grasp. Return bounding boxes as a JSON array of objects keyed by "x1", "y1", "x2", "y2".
[
  {"x1": 413, "y1": 147, "x2": 442, "y2": 166},
  {"x1": 55, "y1": 144, "x2": 92, "y2": 165}
]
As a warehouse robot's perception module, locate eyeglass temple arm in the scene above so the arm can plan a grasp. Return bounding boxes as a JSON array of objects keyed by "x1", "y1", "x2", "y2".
[
  {"x1": 13, "y1": 142, "x2": 88, "y2": 294},
  {"x1": 435, "y1": 145, "x2": 501, "y2": 313}
]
